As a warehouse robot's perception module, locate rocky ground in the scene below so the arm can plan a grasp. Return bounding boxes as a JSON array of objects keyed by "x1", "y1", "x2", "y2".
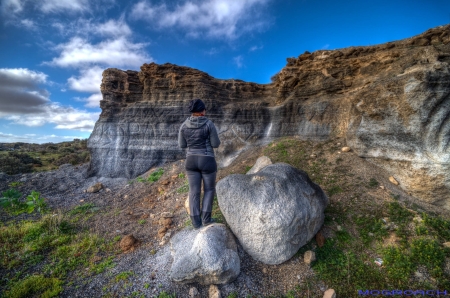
[{"x1": 1, "y1": 137, "x2": 449, "y2": 298}]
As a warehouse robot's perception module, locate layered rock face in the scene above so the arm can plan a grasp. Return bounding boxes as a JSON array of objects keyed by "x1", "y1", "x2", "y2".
[{"x1": 88, "y1": 25, "x2": 450, "y2": 210}]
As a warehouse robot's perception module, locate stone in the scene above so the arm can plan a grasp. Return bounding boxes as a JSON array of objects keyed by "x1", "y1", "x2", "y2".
[
  {"x1": 189, "y1": 287, "x2": 200, "y2": 298},
  {"x1": 323, "y1": 289, "x2": 336, "y2": 298},
  {"x1": 443, "y1": 242, "x2": 450, "y2": 248},
  {"x1": 87, "y1": 182, "x2": 103, "y2": 193},
  {"x1": 169, "y1": 223, "x2": 240, "y2": 285},
  {"x1": 87, "y1": 25, "x2": 450, "y2": 211},
  {"x1": 158, "y1": 227, "x2": 167, "y2": 238},
  {"x1": 217, "y1": 163, "x2": 328, "y2": 265},
  {"x1": 208, "y1": 285, "x2": 221, "y2": 298},
  {"x1": 159, "y1": 218, "x2": 173, "y2": 228},
  {"x1": 185, "y1": 196, "x2": 190, "y2": 215},
  {"x1": 341, "y1": 146, "x2": 351, "y2": 152},
  {"x1": 246, "y1": 156, "x2": 272, "y2": 174},
  {"x1": 304, "y1": 250, "x2": 316, "y2": 265},
  {"x1": 389, "y1": 176, "x2": 399, "y2": 185},
  {"x1": 316, "y1": 231, "x2": 325, "y2": 248},
  {"x1": 120, "y1": 234, "x2": 137, "y2": 252}
]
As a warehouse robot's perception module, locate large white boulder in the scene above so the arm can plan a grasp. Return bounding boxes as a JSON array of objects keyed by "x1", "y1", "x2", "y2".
[
  {"x1": 169, "y1": 223, "x2": 240, "y2": 285},
  {"x1": 217, "y1": 163, "x2": 328, "y2": 265}
]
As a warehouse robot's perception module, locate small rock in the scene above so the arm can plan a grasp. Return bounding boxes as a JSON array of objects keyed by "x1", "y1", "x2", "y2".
[
  {"x1": 189, "y1": 287, "x2": 200, "y2": 298},
  {"x1": 414, "y1": 271, "x2": 424, "y2": 278},
  {"x1": 389, "y1": 176, "x2": 399, "y2": 185},
  {"x1": 262, "y1": 268, "x2": 267, "y2": 274},
  {"x1": 323, "y1": 288, "x2": 336, "y2": 298},
  {"x1": 374, "y1": 258, "x2": 383, "y2": 266},
  {"x1": 316, "y1": 231, "x2": 325, "y2": 248},
  {"x1": 413, "y1": 216, "x2": 423, "y2": 223},
  {"x1": 368, "y1": 232, "x2": 374, "y2": 237},
  {"x1": 246, "y1": 156, "x2": 272, "y2": 174},
  {"x1": 124, "y1": 195, "x2": 129, "y2": 199},
  {"x1": 158, "y1": 227, "x2": 168, "y2": 238},
  {"x1": 336, "y1": 225, "x2": 342, "y2": 231},
  {"x1": 297, "y1": 275, "x2": 301, "y2": 280},
  {"x1": 337, "y1": 143, "x2": 341, "y2": 146},
  {"x1": 120, "y1": 234, "x2": 137, "y2": 252},
  {"x1": 79, "y1": 199, "x2": 84, "y2": 202},
  {"x1": 310, "y1": 154, "x2": 317, "y2": 158},
  {"x1": 208, "y1": 285, "x2": 221, "y2": 298},
  {"x1": 341, "y1": 147, "x2": 351, "y2": 152},
  {"x1": 105, "y1": 188, "x2": 111, "y2": 192},
  {"x1": 159, "y1": 218, "x2": 173, "y2": 228},
  {"x1": 443, "y1": 242, "x2": 450, "y2": 248},
  {"x1": 185, "y1": 196, "x2": 190, "y2": 215},
  {"x1": 304, "y1": 250, "x2": 316, "y2": 265},
  {"x1": 87, "y1": 182, "x2": 103, "y2": 193},
  {"x1": 379, "y1": 185, "x2": 385, "y2": 190},
  {"x1": 160, "y1": 212, "x2": 173, "y2": 218}
]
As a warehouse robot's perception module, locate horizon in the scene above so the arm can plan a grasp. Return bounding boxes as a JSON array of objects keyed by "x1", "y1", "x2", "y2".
[{"x1": 0, "y1": 0, "x2": 449, "y2": 144}]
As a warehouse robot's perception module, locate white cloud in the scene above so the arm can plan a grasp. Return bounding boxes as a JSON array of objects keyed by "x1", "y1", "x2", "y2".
[
  {"x1": 233, "y1": 55, "x2": 244, "y2": 68},
  {"x1": 68, "y1": 66, "x2": 103, "y2": 93},
  {"x1": 249, "y1": 45, "x2": 263, "y2": 52},
  {"x1": 6, "y1": 104, "x2": 98, "y2": 131},
  {"x1": 97, "y1": 19, "x2": 132, "y2": 37},
  {"x1": 0, "y1": 0, "x2": 23, "y2": 15},
  {"x1": 47, "y1": 36, "x2": 151, "y2": 69},
  {"x1": 40, "y1": 0, "x2": 89, "y2": 13},
  {"x1": 0, "y1": 68, "x2": 49, "y2": 114},
  {"x1": 83, "y1": 93, "x2": 103, "y2": 108},
  {"x1": 0, "y1": 68, "x2": 98, "y2": 132},
  {"x1": 20, "y1": 19, "x2": 36, "y2": 30},
  {"x1": 131, "y1": 0, "x2": 270, "y2": 39},
  {"x1": 50, "y1": 18, "x2": 132, "y2": 39}
]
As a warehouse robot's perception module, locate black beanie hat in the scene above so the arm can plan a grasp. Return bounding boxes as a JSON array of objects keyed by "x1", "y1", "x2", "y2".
[{"x1": 188, "y1": 99, "x2": 206, "y2": 113}]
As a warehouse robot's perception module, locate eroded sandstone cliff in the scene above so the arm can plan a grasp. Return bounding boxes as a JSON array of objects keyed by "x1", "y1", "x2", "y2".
[{"x1": 88, "y1": 25, "x2": 450, "y2": 210}]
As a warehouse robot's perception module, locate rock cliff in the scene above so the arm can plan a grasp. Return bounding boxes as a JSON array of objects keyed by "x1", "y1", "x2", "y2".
[{"x1": 88, "y1": 25, "x2": 450, "y2": 210}]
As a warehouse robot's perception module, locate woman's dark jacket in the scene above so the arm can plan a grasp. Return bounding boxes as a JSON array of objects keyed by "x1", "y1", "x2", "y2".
[{"x1": 178, "y1": 116, "x2": 220, "y2": 157}]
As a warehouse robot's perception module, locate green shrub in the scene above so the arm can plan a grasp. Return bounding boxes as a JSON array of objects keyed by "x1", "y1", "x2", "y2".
[
  {"x1": 3, "y1": 274, "x2": 63, "y2": 298},
  {"x1": 148, "y1": 168, "x2": 164, "y2": 182}
]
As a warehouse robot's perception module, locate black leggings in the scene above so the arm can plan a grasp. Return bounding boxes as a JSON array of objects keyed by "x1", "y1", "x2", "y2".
[{"x1": 185, "y1": 155, "x2": 217, "y2": 217}]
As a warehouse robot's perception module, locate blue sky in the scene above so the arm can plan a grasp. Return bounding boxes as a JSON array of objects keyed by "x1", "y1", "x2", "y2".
[{"x1": 0, "y1": 0, "x2": 448, "y2": 143}]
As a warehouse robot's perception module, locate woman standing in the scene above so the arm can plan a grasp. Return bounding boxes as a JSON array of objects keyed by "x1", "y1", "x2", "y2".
[{"x1": 178, "y1": 99, "x2": 221, "y2": 229}]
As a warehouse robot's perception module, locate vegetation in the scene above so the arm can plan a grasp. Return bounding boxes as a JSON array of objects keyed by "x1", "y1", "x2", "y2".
[
  {"x1": 264, "y1": 138, "x2": 450, "y2": 297},
  {"x1": 136, "y1": 168, "x2": 165, "y2": 183},
  {"x1": 0, "y1": 139, "x2": 90, "y2": 174},
  {"x1": 0, "y1": 202, "x2": 119, "y2": 297}
]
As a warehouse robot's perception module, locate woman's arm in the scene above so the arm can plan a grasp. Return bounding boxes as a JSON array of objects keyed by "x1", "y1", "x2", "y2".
[
  {"x1": 178, "y1": 123, "x2": 187, "y2": 148},
  {"x1": 208, "y1": 121, "x2": 221, "y2": 148}
]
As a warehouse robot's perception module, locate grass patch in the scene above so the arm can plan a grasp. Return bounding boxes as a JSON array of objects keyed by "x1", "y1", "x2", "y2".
[
  {"x1": 0, "y1": 208, "x2": 119, "y2": 295},
  {"x1": 367, "y1": 178, "x2": 379, "y2": 188},
  {"x1": 148, "y1": 168, "x2": 164, "y2": 182},
  {"x1": 157, "y1": 291, "x2": 176, "y2": 298},
  {"x1": 68, "y1": 203, "x2": 99, "y2": 215},
  {"x1": 176, "y1": 181, "x2": 189, "y2": 194},
  {"x1": 115, "y1": 271, "x2": 134, "y2": 282},
  {"x1": 2, "y1": 274, "x2": 63, "y2": 298}
]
